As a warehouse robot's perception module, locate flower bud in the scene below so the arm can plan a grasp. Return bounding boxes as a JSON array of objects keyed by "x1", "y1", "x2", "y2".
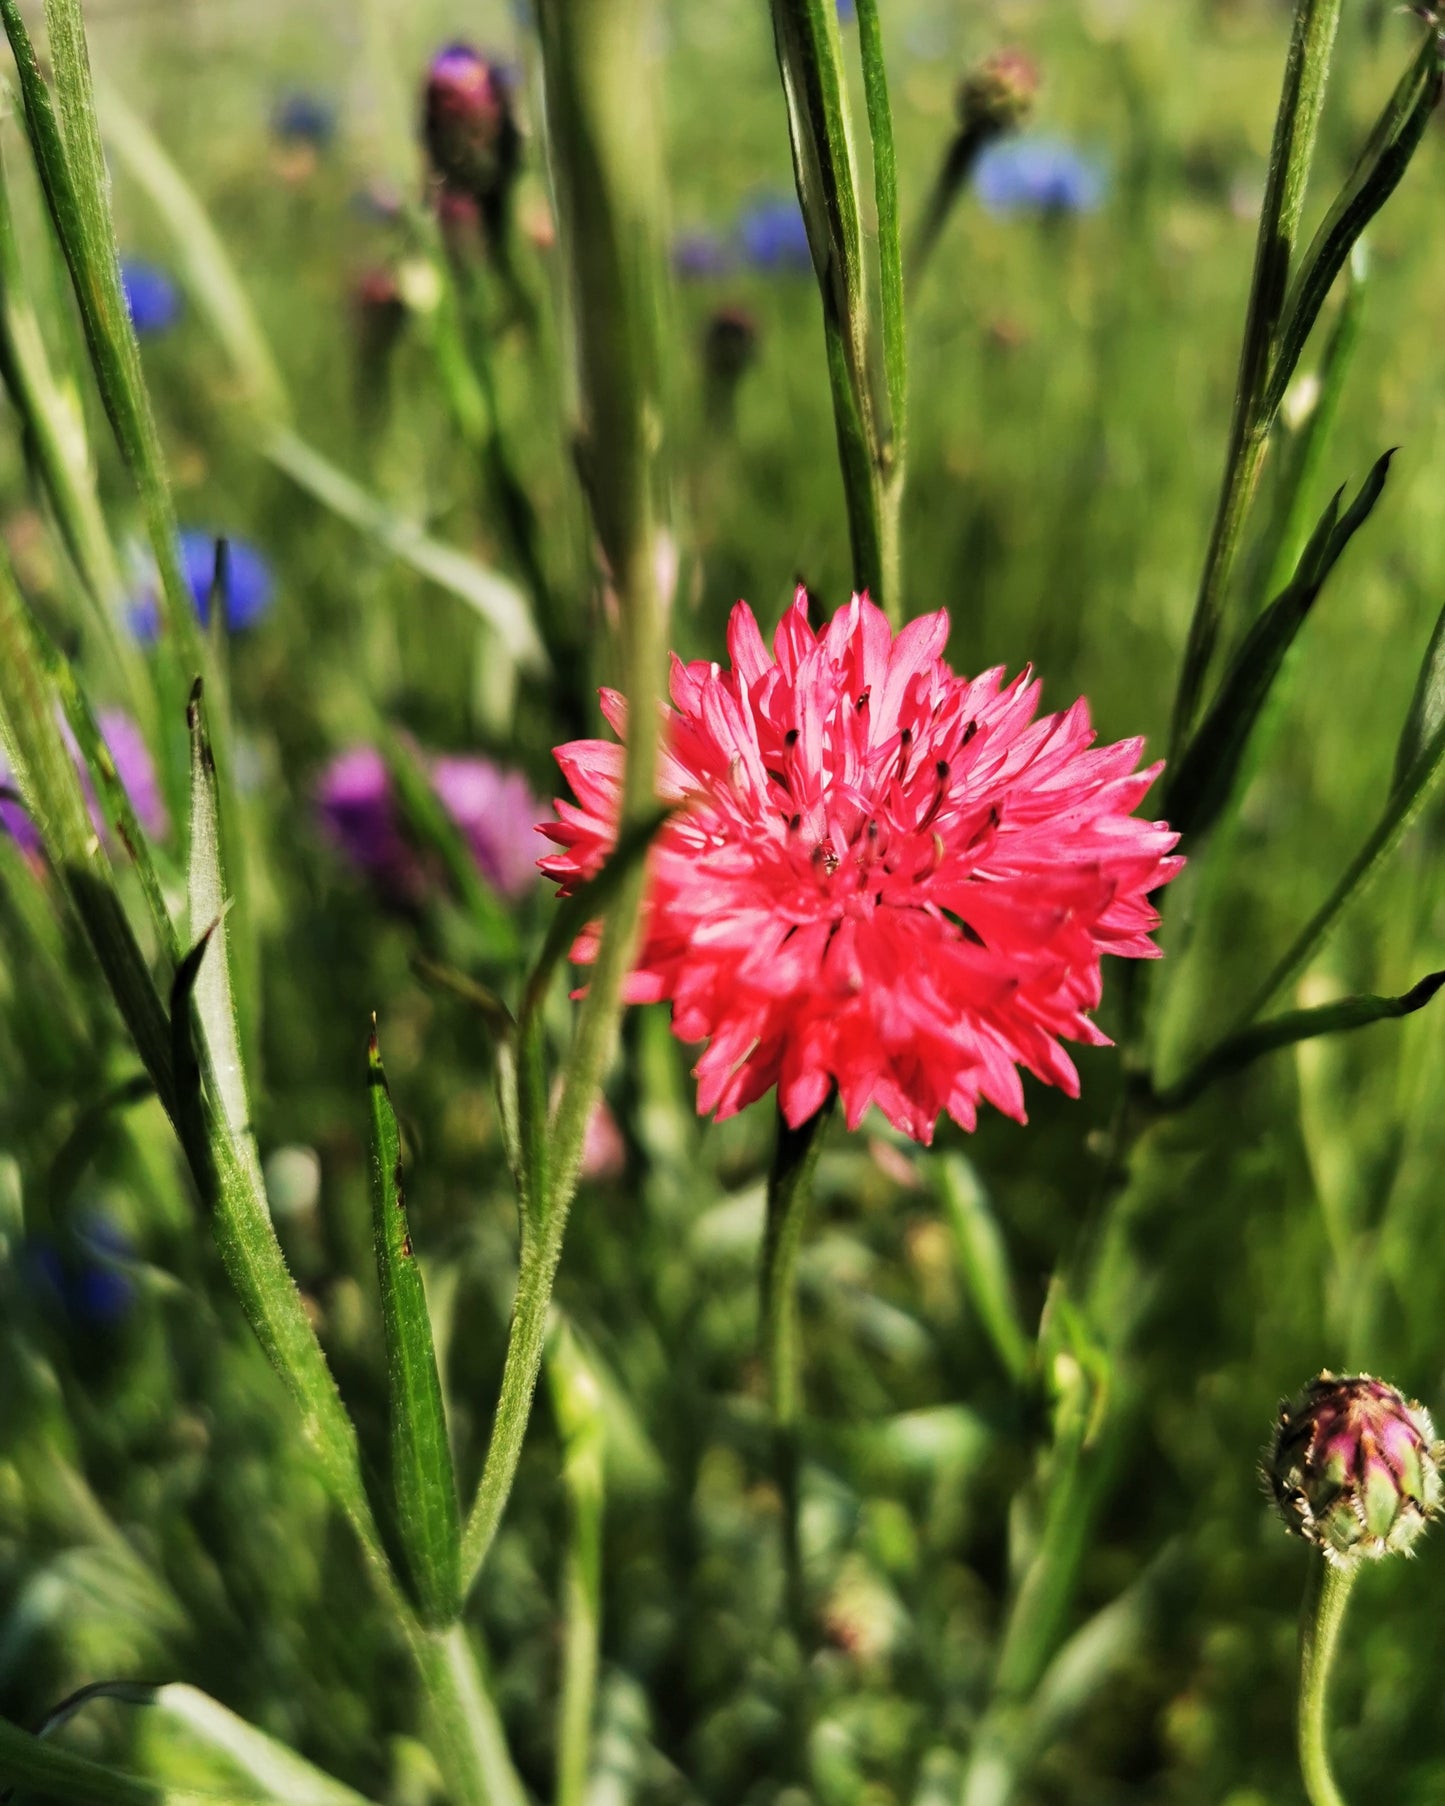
[
  {"x1": 1268, "y1": 1372, "x2": 1443, "y2": 1564},
  {"x1": 956, "y1": 48, "x2": 1039, "y2": 143},
  {"x1": 703, "y1": 306, "x2": 759, "y2": 387},
  {"x1": 422, "y1": 45, "x2": 520, "y2": 214}
]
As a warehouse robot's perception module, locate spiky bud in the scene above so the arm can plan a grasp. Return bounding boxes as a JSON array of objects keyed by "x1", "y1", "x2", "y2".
[
  {"x1": 421, "y1": 45, "x2": 520, "y2": 215},
  {"x1": 956, "y1": 48, "x2": 1039, "y2": 143},
  {"x1": 1268, "y1": 1372, "x2": 1443, "y2": 1565},
  {"x1": 703, "y1": 306, "x2": 759, "y2": 387}
]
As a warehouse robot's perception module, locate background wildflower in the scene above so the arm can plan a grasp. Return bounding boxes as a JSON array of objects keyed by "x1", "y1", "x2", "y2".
[
  {"x1": 973, "y1": 136, "x2": 1107, "y2": 216},
  {"x1": 543, "y1": 592, "x2": 1180, "y2": 1141},
  {"x1": 119, "y1": 259, "x2": 181, "y2": 336}
]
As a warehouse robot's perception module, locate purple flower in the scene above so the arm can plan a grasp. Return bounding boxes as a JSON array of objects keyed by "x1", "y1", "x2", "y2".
[
  {"x1": 430, "y1": 755, "x2": 545, "y2": 899},
  {"x1": 316, "y1": 745, "x2": 544, "y2": 902},
  {"x1": 973, "y1": 137, "x2": 1106, "y2": 216},
  {"x1": 28, "y1": 1212, "x2": 137, "y2": 1331},
  {"x1": 121, "y1": 260, "x2": 181, "y2": 336},
  {"x1": 1, "y1": 709, "x2": 167, "y2": 858},
  {"x1": 316, "y1": 747, "x2": 424, "y2": 901},
  {"x1": 737, "y1": 197, "x2": 812, "y2": 273}
]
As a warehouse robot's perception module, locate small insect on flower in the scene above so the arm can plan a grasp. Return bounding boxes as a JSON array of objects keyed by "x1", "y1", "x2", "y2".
[
  {"x1": 542, "y1": 592, "x2": 1181, "y2": 1143},
  {"x1": 120, "y1": 259, "x2": 182, "y2": 337},
  {"x1": 1268, "y1": 1372, "x2": 1444, "y2": 1564}
]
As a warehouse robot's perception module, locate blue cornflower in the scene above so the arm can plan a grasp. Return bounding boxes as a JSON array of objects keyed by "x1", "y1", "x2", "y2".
[
  {"x1": 973, "y1": 137, "x2": 1106, "y2": 217},
  {"x1": 836, "y1": 0, "x2": 855, "y2": 20},
  {"x1": 272, "y1": 89, "x2": 336, "y2": 147},
  {"x1": 120, "y1": 259, "x2": 181, "y2": 336},
  {"x1": 28, "y1": 1214, "x2": 137, "y2": 1332},
  {"x1": 737, "y1": 196, "x2": 812, "y2": 273},
  {"x1": 129, "y1": 532, "x2": 276, "y2": 639}
]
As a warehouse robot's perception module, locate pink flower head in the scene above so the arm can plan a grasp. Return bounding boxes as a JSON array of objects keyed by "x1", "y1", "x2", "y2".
[{"x1": 541, "y1": 592, "x2": 1182, "y2": 1144}]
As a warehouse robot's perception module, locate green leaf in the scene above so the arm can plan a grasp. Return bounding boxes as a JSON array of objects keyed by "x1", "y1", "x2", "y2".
[
  {"x1": 1241, "y1": 708, "x2": 1445, "y2": 1022},
  {"x1": 1165, "y1": 450, "x2": 1394, "y2": 837},
  {"x1": 1393, "y1": 590, "x2": 1445, "y2": 792},
  {"x1": 0, "y1": 0, "x2": 203, "y2": 674},
  {"x1": 0, "y1": 1711, "x2": 224, "y2": 1806},
  {"x1": 854, "y1": 0, "x2": 905, "y2": 461},
  {"x1": 48, "y1": 647, "x2": 177, "y2": 964},
  {"x1": 262, "y1": 429, "x2": 545, "y2": 672},
  {"x1": 24, "y1": 1681, "x2": 381, "y2": 1806},
  {"x1": 368, "y1": 1023, "x2": 462, "y2": 1627},
  {"x1": 1262, "y1": 21, "x2": 1444, "y2": 421},
  {"x1": 1158, "y1": 971, "x2": 1445, "y2": 1111},
  {"x1": 0, "y1": 555, "x2": 175, "y2": 1112},
  {"x1": 935, "y1": 1154, "x2": 1031, "y2": 1386},
  {"x1": 186, "y1": 680, "x2": 261, "y2": 1195}
]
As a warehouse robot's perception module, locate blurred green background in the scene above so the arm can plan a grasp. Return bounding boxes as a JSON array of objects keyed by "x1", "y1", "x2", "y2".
[{"x1": 4, "y1": 0, "x2": 1445, "y2": 1801}]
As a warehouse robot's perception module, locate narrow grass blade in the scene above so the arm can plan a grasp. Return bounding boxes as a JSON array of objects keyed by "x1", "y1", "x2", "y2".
[
  {"x1": 47, "y1": 651, "x2": 177, "y2": 964},
  {"x1": 1262, "y1": 22, "x2": 1443, "y2": 421},
  {"x1": 548, "y1": 1320, "x2": 607, "y2": 1806},
  {"x1": 262, "y1": 429, "x2": 545, "y2": 671},
  {"x1": 935, "y1": 1154, "x2": 1031, "y2": 1386},
  {"x1": 1166, "y1": 450, "x2": 1393, "y2": 838},
  {"x1": 1168, "y1": 0, "x2": 1344, "y2": 758},
  {"x1": 367, "y1": 1024, "x2": 462, "y2": 1627},
  {"x1": 1243, "y1": 709, "x2": 1445, "y2": 1021},
  {"x1": 24, "y1": 1681, "x2": 380, "y2": 1806},
  {"x1": 186, "y1": 679, "x2": 260, "y2": 1194},
  {"x1": 1158, "y1": 972, "x2": 1445, "y2": 1111},
  {"x1": 0, "y1": 0, "x2": 203, "y2": 674},
  {"x1": 0, "y1": 557, "x2": 175, "y2": 1111},
  {"x1": 0, "y1": 1713, "x2": 228, "y2": 1806}
]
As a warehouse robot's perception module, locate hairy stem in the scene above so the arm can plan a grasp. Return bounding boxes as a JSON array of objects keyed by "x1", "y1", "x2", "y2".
[{"x1": 1298, "y1": 1555, "x2": 1357, "y2": 1806}]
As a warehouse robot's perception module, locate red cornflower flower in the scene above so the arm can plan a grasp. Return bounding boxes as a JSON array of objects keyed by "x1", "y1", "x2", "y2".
[{"x1": 541, "y1": 593, "x2": 1181, "y2": 1144}]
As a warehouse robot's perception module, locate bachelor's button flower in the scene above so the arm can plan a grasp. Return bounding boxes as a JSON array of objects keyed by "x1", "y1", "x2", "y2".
[
  {"x1": 315, "y1": 748, "x2": 424, "y2": 902},
  {"x1": 973, "y1": 136, "x2": 1106, "y2": 216},
  {"x1": 542, "y1": 592, "x2": 1181, "y2": 1142},
  {"x1": 120, "y1": 260, "x2": 181, "y2": 337},
  {"x1": 737, "y1": 197, "x2": 812, "y2": 274},
  {"x1": 1269, "y1": 1372, "x2": 1443, "y2": 1564},
  {"x1": 422, "y1": 44, "x2": 520, "y2": 217},
  {"x1": 430, "y1": 755, "x2": 546, "y2": 899},
  {"x1": 271, "y1": 90, "x2": 335, "y2": 147},
  {"x1": 128, "y1": 533, "x2": 276, "y2": 640},
  {"x1": 1, "y1": 710, "x2": 167, "y2": 858},
  {"x1": 28, "y1": 1213, "x2": 137, "y2": 1332}
]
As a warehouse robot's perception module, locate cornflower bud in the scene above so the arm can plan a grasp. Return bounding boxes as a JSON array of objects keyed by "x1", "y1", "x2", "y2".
[
  {"x1": 1268, "y1": 1371, "x2": 1443, "y2": 1564},
  {"x1": 956, "y1": 48, "x2": 1039, "y2": 141},
  {"x1": 702, "y1": 305, "x2": 759, "y2": 424},
  {"x1": 421, "y1": 44, "x2": 520, "y2": 227}
]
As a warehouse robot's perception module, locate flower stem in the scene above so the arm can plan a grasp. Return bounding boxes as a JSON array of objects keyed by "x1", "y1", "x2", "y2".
[
  {"x1": 1298, "y1": 1555, "x2": 1358, "y2": 1806},
  {"x1": 761, "y1": 1095, "x2": 834, "y2": 1626}
]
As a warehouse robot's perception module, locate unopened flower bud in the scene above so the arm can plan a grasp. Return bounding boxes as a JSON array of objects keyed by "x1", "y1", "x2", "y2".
[
  {"x1": 703, "y1": 306, "x2": 759, "y2": 387},
  {"x1": 1268, "y1": 1372, "x2": 1443, "y2": 1564},
  {"x1": 422, "y1": 45, "x2": 520, "y2": 217},
  {"x1": 957, "y1": 48, "x2": 1039, "y2": 143}
]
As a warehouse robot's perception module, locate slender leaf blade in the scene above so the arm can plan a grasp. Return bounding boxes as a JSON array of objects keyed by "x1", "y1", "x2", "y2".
[
  {"x1": 1165, "y1": 450, "x2": 1393, "y2": 837},
  {"x1": 368, "y1": 1024, "x2": 462, "y2": 1627},
  {"x1": 1159, "y1": 971, "x2": 1445, "y2": 1110}
]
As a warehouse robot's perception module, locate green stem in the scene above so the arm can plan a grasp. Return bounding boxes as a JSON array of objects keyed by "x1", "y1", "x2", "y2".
[
  {"x1": 412, "y1": 1622, "x2": 529, "y2": 1806},
  {"x1": 761, "y1": 1096, "x2": 834, "y2": 1625},
  {"x1": 1298, "y1": 1555, "x2": 1358, "y2": 1806},
  {"x1": 1168, "y1": 0, "x2": 1343, "y2": 761}
]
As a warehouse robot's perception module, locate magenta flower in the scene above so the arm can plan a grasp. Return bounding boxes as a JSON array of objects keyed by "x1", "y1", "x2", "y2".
[
  {"x1": 1, "y1": 710, "x2": 167, "y2": 859},
  {"x1": 541, "y1": 592, "x2": 1182, "y2": 1143},
  {"x1": 316, "y1": 746, "x2": 544, "y2": 903}
]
